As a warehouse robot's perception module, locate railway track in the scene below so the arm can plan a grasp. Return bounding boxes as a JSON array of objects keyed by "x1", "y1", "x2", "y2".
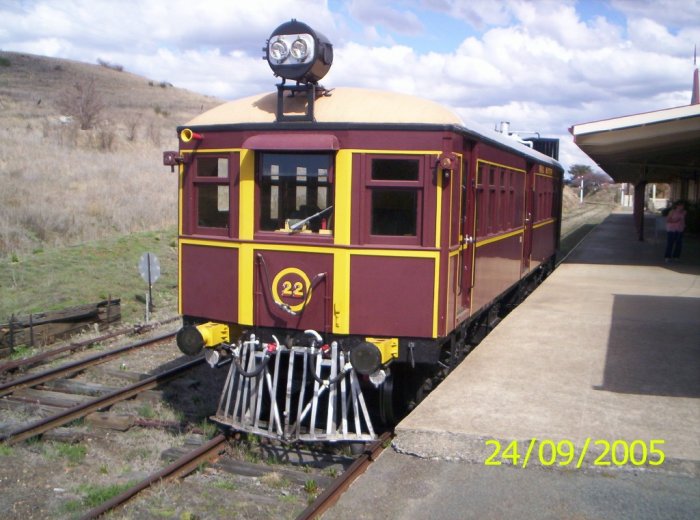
[
  {"x1": 0, "y1": 316, "x2": 181, "y2": 376},
  {"x1": 79, "y1": 433, "x2": 229, "y2": 519},
  {"x1": 297, "y1": 431, "x2": 393, "y2": 520},
  {"x1": 0, "y1": 331, "x2": 176, "y2": 397},
  {"x1": 559, "y1": 202, "x2": 614, "y2": 262},
  {"x1": 0, "y1": 331, "x2": 195, "y2": 444},
  {"x1": 74, "y1": 431, "x2": 390, "y2": 519},
  {"x1": 0, "y1": 313, "x2": 389, "y2": 518}
]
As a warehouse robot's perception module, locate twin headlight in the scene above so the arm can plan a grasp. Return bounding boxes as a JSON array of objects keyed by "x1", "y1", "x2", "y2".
[
  {"x1": 268, "y1": 33, "x2": 314, "y2": 64},
  {"x1": 264, "y1": 19, "x2": 333, "y2": 84}
]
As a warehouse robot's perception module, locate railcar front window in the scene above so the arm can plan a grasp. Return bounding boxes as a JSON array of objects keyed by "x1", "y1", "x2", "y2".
[
  {"x1": 199, "y1": 157, "x2": 228, "y2": 178},
  {"x1": 259, "y1": 153, "x2": 333, "y2": 233},
  {"x1": 198, "y1": 185, "x2": 229, "y2": 228}
]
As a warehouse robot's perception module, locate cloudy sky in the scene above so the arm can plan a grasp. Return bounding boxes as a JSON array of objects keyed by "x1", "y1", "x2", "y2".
[{"x1": 1, "y1": 0, "x2": 699, "y2": 172}]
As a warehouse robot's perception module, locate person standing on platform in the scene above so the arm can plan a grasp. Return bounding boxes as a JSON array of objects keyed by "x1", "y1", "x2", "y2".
[{"x1": 664, "y1": 200, "x2": 686, "y2": 262}]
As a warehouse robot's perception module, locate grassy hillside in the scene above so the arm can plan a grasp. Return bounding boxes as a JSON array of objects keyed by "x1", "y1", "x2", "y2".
[
  {"x1": 0, "y1": 51, "x2": 224, "y2": 324},
  {"x1": 1, "y1": 228, "x2": 179, "y2": 325},
  {"x1": 0, "y1": 50, "x2": 222, "y2": 257}
]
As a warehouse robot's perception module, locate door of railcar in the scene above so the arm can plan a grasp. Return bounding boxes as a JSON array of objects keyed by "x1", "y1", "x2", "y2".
[
  {"x1": 449, "y1": 155, "x2": 471, "y2": 327},
  {"x1": 522, "y1": 163, "x2": 535, "y2": 275},
  {"x1": 458, "y1": 155, "x2": 475, "y2": 321}
]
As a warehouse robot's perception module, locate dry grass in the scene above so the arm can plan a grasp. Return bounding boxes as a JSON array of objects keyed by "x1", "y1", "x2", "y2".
[
  {"x1": 0, "y1": 133, "x2": 176, "y2": 253},
  {"x1": 0, "y1": 50, "x2": 221, "y2": 258}
]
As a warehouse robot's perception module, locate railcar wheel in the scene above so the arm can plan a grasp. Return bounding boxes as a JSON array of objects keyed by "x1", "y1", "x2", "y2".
[
  {"x1": 379, "y1": 372, "x2": 416, "y2": 426},
  {"x1": 379, "y1": 374, "x2": 398, "y2": 425},
  {"x1": 379, "y1": 369, "x2": 435, "y2": 426},
  {"x1": 413, "y1": 377, "x2": 434, "y2": 406}
]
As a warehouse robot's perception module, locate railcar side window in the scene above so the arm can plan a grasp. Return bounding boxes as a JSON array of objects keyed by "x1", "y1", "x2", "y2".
[
  {"x1": 488, "y1": 167, "x2": 497, "y2": 234},
  {"x1": 535, "y1": 174, "x2": 554, "y2": 222},
  {"x1": 259, "y1": 153, "x2": 333, "y2": 234},
  {"x1": 371, "y1": 190, "x2": 417, "y2": 235},
  {"x1": 368, "y1": 158, "x2": 420, "y2": 237},
  {"x1": 476, "y1": 164, "x2": 485, "y2": 237},
  {"x1": 193, "y1": 156, "x2": 230, "y2": 231},
  {"x1": 476, "y1": 164, "x2": 525, "y2": 237},
  {"x1": 372, "y1": 159, "x2": 420, "y2": 181}
]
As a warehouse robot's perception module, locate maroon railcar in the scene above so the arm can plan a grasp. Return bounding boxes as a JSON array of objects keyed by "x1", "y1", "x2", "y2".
[{"x1": 166, "y1": 22, "x2": 563, "y2": 443}]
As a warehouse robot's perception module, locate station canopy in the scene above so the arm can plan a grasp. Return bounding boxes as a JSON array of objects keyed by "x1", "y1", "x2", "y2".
[
  {"x1": 570, "y1": 103, "x2": 700, "y2": 184},
  {"x1": 571, "y1": 60, "x2": 700, "y2": 185}
]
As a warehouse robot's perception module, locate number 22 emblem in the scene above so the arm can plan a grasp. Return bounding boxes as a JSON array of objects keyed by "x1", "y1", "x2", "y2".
[{"x1": 272, "y1": 267, "x2": 313, "y2": 313}]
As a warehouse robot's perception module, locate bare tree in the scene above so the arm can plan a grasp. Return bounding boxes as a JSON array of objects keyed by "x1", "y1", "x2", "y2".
[
  {"x1": 57, "y1": 78, "x2": 105, "y2": 130},
  {"x1": 568, "y1": 164, "x2": 612, "y2": 186}
]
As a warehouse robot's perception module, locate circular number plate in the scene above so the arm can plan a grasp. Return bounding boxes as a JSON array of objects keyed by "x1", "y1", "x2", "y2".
[{"x1": 272, "y1": 267, "x2": 313, "y2": 312}]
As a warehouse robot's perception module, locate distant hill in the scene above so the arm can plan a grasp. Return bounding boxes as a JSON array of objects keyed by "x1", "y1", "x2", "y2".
[
  {"x1": 0, "y1": 51, "x2": 223, "y2": 257},
  {"x1": 0, "y1": 50, "x2": 221, "y2": 134}
]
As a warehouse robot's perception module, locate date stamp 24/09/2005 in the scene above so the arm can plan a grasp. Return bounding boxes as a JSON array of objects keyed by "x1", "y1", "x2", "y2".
[{"x1": 484, "y1": 439, "x2": 666, "y2": 469}]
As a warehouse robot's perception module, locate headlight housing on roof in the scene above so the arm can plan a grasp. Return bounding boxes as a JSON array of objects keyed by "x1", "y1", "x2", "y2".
[{"x1": 264, "y1": 19, "x2": 333, "y2": 84}]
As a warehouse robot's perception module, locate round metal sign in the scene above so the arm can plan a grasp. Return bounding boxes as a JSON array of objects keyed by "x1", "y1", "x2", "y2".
[{"x1": 139, "y1": 252, "x2": 161, "y2": 284}]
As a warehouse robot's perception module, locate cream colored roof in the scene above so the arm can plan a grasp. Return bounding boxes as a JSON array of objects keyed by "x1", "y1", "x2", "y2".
[{"x1": 185, "y1": 87, "x2": 463, "y2": 126}]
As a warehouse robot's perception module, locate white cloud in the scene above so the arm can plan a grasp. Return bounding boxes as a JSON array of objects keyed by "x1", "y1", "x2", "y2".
[
  {"x1": 611, "y1": 0, "x2": 700, "y2": 30},
  {"x1": 348, "y1": 0, "x2": 424, "y2": 34},
  {"x1": 423, "y1": 0, "x2": 514, "y2": 29},
  {"x1": 511, "y1": 2, "x2": 622, "y2": 50},
  {"x1": 2, "y1": 0, "x2": 336, "y2": 54},
  {"x1": 1, "y1": 0, "x2": 699, "y2": 171}
]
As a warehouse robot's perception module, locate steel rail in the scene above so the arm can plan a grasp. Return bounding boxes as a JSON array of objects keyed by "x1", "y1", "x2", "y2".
[
  {"x1": 0, "y1": 316, "x2": 180, "y2": 375},
  {"x1": 0, "y1": 327, "x2": 128, "y2": 375},
  {"x1": 0, "y1": 354, "x2": 203, "y2": 445},
  {"x1": 0, "y1": 331, "x2": 176, "y2": 398},
  {"x1": 79, "y1": 433, "x2": 228, "y2": 519},
  {"x1": 295, "y1": 431, "x2": 394, "y2": 520}
]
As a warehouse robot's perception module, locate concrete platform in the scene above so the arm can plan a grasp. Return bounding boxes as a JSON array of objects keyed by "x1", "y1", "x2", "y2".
[
  {"x1": 395, "y1": 212, "x2": 700, "y2": 468},
  {"x1": 326, "y1": 212, "x2": 700, "y2": 519}
]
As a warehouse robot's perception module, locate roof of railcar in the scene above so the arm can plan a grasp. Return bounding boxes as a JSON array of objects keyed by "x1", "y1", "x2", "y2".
[
  {"x1": 184, "y1": 87, "x2": 562, "y2": 170},
  {"x1": 186, "y1": 87, "x2": 461, "y2": 126}
]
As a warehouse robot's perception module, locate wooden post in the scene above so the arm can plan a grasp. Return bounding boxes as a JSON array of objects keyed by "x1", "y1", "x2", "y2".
[
  {"x1": 9, "y1": 314, "x2": 15, "y2": 353},
  {"x1": 29, "y1": 313, "x2": 34, "y2": 347}
]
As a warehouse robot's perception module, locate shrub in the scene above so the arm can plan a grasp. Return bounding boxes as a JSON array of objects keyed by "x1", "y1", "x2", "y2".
[
  {"x1": 126, "y1": 118, "x2": 139, "y2": 141},
  {"x1": 96, "y1": 58, "x2": 124, "y2": 72},
  {"x1": 56, "y1": 78, "x2": 105, "y2": 130},
  {"x1": 153, "y1": 105, "x2": 169, "y2": 117},
  {"x1": 303, "y1": 479, "x2": 318, "y2": 495},
  {"x1": 97, "y1": 126, "x2": 116, "y2": 151},
  {"x1": 147, "y1": 119, "x2": 162, "y2": 145}
]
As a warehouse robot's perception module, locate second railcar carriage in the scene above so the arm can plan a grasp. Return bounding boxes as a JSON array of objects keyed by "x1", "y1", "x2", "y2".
[{"x1": 166, "y1": 20, "x2": 563, "y2": 443}]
